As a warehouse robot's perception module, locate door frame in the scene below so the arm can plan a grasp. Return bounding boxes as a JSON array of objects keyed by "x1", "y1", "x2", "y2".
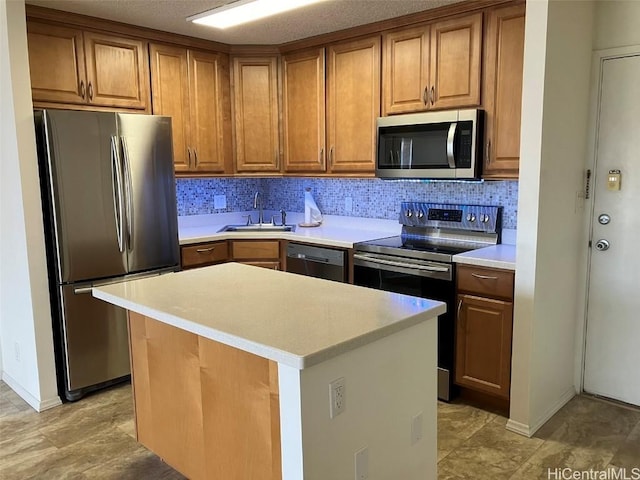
[{"x1": 575, "y1": 45, "x2": 640, "y2": 395}]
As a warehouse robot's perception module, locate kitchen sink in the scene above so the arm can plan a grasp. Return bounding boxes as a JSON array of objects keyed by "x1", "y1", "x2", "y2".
[{"x1": 218, "y1": 224, "x2": 296, "y2": 232}]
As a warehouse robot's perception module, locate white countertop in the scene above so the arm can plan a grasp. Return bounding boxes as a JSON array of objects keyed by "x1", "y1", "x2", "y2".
[
  {"x1": 452, "y1": 244, "x2": 516, "y2": 271},
  {"x1": 93, "y1": 263, "x2": 446, "y2": 370},
  {"x1": 179, "y1": 212, "x2": 401, "y2": 248}
]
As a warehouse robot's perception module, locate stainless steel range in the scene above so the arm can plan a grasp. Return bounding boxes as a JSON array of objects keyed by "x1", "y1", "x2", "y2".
[{"x1": 353, "y1": 202, "x2": 503, "y2": 401}]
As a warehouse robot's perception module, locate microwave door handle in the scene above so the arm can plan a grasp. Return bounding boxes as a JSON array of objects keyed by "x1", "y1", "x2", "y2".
[{"x1": 446, "y1": 122, "x2": 457, "y2": 168}]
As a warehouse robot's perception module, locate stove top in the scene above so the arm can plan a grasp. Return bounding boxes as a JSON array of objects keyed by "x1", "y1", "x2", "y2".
[
  {"x1": 354, "y1": 202, "x2": 503, "y2": 264},
  {"x1": 354, "y1": 235, "x2": 486, "y2": 263}
]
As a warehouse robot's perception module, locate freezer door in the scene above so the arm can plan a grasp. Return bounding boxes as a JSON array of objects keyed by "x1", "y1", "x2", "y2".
[
  {"x1": 60, "y1": 283, "x2": 130, "y2": 393},
  {"x1": 116, "y1": 114, "x2": 179, "y2": 274},
  {"x1": 39, "y1": 110, "x2": 127, "y2": 283}
]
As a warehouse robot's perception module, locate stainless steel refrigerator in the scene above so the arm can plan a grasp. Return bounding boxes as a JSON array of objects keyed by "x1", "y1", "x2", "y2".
[{"x1": 34, "y1": 109, "x2": 179, "y2": 401}]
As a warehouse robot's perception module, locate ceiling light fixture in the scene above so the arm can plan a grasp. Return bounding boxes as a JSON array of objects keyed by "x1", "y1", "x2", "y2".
[{"x1": 188, "y1": 0, "x2": 326, "y2": 29}]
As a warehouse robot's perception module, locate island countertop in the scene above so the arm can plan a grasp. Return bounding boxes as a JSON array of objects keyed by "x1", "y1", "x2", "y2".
[{"x1": 93, "y1": 263, "x2": 446, "y2": 369}]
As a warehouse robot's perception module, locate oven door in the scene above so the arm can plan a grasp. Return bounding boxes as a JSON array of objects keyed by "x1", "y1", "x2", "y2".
[{"x1": 353, "y1": 252, "x2": 456, "y2": 401}]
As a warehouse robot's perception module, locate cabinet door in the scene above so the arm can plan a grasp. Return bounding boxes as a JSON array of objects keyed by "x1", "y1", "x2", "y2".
[
  {"x1": 382, "y1": 26, "x2": 430, "y2": 115},
  {"x1": 327, "y1": 37, "x2": 380, "y2": 173},
  {"x1": 27, "y1": 21, "x2": 87, "y2": 105},
  {"x1": 188, "y1": 50, "x2": 229, "y2": 173},
  {"x1": 149, "y1": 44, "x2": 191, "y2": 172},
  {"x1": 282, "y1": 48, "x2": 326, "y2": 172},
  {"x1": 429, "y1": 13, "x2": 482, "y2": 109},
  {"x1": 482, "y1": 4, "x2": 525, "y2": 179},
  {"x1": 83, "y1": 32, "x2": 149, "y2": 109},
  {"x1": 455, "y1": 294, "x2": 513, "y2": 399},
  {"x1": 233, "y1": 57, "x2": 280, "y2": 173}
]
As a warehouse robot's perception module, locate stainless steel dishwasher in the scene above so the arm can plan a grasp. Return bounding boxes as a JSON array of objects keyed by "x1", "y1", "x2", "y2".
[{"x1": 285, "y1": 243, "x2": 346, "y2": 282}]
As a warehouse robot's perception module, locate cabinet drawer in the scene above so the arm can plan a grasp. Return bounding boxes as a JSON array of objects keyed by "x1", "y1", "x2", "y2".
[
  {"x1": 457, "y1": 265, "x2": 514, "y2": 300},
  {"x1": 181, "y1": 241, "x2": 228, "y2": 268},
  {"x1": 231, "y1": 240, "x2": 280, "y2": 260}
]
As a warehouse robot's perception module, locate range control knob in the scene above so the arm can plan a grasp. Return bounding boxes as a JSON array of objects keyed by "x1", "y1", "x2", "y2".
[
  {"x1": 417, "y1": 211, "x2": 424, "y2": 219},
  {"x1": 467, "y1": 213, "x2": 476, "y2": 222},
  {"x1": 405, "y1": 210, "x2": 413, "y2": 218},
  {"x1": 482, "y1": 214, "x2": 490, "y2": 223}
]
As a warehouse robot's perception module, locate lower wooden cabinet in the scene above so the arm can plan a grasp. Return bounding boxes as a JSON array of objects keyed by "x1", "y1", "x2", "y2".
[
  {"x1": 128, "y1": 312, "x2": 281, "y2": 480},
  {"x1": 181, "y1": 241, "x2": 229, "y2": 269},
  {"x1": 231, "y1": 240, "x2": 281, "y2": 270},
  {"x1": 455, "y1": 265, "x2": 514, "y2": 399}
]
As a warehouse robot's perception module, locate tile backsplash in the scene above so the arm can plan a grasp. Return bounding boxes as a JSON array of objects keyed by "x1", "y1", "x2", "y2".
[{"x1": 176, "y1": 177, "x2": 518, "y2": 229}]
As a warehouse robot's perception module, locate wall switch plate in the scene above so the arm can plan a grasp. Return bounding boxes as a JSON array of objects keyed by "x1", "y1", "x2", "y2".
[
  {"x1": 329, "y1": 377, "x2": 345, "y2": 418},
  {"x1": 214, "y1": 195, "x2": 227, "y2": 210},
  {"x1": 607, "y1": 170, "x2": 621, "y2": 191},
  {"x1": 411, "y1": 412, "x2": 423, "y2": 445},
  {"x1": 354, "y1": 446, "x2": 369, "y2": 480}
]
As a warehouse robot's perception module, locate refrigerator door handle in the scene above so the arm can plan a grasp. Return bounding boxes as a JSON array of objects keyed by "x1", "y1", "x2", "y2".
[
  {"x1": 110, "y1": 136, "x2": 125, "y2": 253},
  {"x1": 120, "y1": 136, "x2": 134, "y2": 251}
]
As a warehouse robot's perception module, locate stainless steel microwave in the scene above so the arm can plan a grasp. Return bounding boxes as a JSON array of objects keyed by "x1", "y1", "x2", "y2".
[{"x1": 376, "y1": 108, "x2": 483, "y2": 180}]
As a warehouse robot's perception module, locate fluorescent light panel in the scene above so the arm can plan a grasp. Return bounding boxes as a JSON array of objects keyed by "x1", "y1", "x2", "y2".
[{"x1": 189, "y1": 0, "x2": 325, "y2": 29}]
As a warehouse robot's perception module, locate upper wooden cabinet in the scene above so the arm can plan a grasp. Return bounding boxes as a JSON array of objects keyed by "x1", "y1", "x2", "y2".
[
  {"x1": 232, "y1": 57, "x2": 280, "y2": 173},
  {"x1": 150, "y1": 43, "x2": 232, "y2": 175},
  {"x1": 27, "y1": 20, "x2": 149, "y2": 110},
  {"x1": 283, "y1": 37, "x2": 380, "y2": 174},
  {"x1": 282, "y1": 48, "x2": 326, "y2": 173},
  {"x1": 327, "y1": 37, "x2": 381, "y2": 173},
  {"x1": 482, "y1": 3, "x2": 526, "y2": 179},
  {"x1": 382, "y1": 13, "x2": 482, "y2": 115}
]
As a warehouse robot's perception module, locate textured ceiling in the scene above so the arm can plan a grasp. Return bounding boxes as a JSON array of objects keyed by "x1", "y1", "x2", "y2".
[{"x1": 26, "y1": 0, "x2": 466, "y2": 45}]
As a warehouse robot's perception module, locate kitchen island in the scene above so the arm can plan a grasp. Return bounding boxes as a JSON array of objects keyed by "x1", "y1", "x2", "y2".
[{"x1": 93, "y1": 263, "x2": 445, "y2": 480}]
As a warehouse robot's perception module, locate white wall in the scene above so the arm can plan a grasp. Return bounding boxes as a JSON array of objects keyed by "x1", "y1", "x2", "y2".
[
  {"x1": 593, "y1": 0, "x2": 640, "y2": 50},
  {"x1": 509, "y1": 0, "x2": 595, "y2": 436},
  {"x1": 0, "y1": 0, "x2": 59, "y2": 410}
]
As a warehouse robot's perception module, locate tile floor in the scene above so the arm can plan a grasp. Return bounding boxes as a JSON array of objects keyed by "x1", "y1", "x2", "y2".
[{"x1": 1, "y1": 380, "x2": 638, "y2": 479}]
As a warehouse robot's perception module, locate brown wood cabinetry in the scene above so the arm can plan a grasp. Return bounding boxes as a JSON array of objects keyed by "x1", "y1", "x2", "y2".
[
  {"x1": 282, "y1": 48, "x2": 326, "y2": 173},
  {"x1": 482, "y1": 3, "x2": 526, "y2": 179},
  {"x1": 231, "y1": 240, "x2": 281, "y2": 270},
  {"x1": 232, "y1": 57, "x2": 281, "y2": 173},
  {"x1": 455, "y1": 264, "x2": 514, "y2": 399},
  {"x1": 326, "y1": 37, "x2": 381, "y2": 173},
  {"x1": 128, "y1": 312, "x2": 281, "y2": 480},
  {"x1": 181, "y1": 241, "x2": 229, "y2": 269},
  {"x1": 283, "y1": 36, "x2": 380, "y2": 174},
  {"x1": 150, "y1": 44, "x2": 232, "y2": 175},
  {"x1": 382, "y1": 13, "x2": 482, "y2": 115},
  {"x1": 27, "y1": 20, "x2": 149, "y2": 110}
]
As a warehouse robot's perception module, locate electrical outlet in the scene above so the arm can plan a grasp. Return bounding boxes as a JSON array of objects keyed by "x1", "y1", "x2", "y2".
[
  {"x1": 14, "y1": 342, "x2": 20, "y2": 362},
  {"x1": 354, "y1": 447, "x2": 369, "y2": 480},
  {"x1": 329, "y1": 377, "x2": 345, "y2": 418},
  {"x1": 345, "y1": 197, "x2": 353, "y2": 213},
  {"x1": 214, "y1": 194, "x2": 227, "y2": 210},
  {"x1": 411, "y1": 412, "x2": 423, "y2": 445}
]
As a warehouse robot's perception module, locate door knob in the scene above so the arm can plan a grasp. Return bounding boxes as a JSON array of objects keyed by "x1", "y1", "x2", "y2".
[
  {"x1": 594, "y1": 239, "x2": 610, "y2": 251},
  {"x1": 598, "y1": 214, "x2": 611, "y2": 225}
]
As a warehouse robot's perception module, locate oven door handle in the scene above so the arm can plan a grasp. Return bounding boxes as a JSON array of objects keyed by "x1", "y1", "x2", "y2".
[{"x1": 353, "y1": 253, "x2": 450, "y2": 273}]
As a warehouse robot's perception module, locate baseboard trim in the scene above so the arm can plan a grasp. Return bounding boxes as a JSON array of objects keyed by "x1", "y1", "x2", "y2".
[
  {"x1": 2, "y1": 371, "x2": 61, "y2": 412},
  {"x1": 506, "y1": 387, "x2": 576, "y2": 437}
]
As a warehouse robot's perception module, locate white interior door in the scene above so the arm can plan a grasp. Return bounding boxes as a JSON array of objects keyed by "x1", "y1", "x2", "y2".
[{"x1": 583, "y1": 53, "x2": 640, "y2": 406}]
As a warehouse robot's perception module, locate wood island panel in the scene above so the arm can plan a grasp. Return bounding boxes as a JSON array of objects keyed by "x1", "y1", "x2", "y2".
[{"x1": 128, "y1": 312, "x2": 281, "y2": 480}]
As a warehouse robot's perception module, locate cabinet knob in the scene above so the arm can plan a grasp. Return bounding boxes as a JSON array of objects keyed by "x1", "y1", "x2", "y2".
[
  {"x1": 430, "y1": 86, "x2": 435, "y2": 106},
  {"x1": 423, "y1": 86, "x2": 429, "y2": 106},
  {"x1": 88, "y1": 82, "x2": 94, "y2": 101},
  {"x1": 330, "y1": 146, "x2": 334, "y2": 166},
  {"x1": 80, "y1": 80, "x2": 86, "y2": 99}
]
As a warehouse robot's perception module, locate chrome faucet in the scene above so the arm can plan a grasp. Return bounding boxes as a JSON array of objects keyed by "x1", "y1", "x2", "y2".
[{"x1": 253, "y1": 192, "x2": 264, "y2": 225}]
